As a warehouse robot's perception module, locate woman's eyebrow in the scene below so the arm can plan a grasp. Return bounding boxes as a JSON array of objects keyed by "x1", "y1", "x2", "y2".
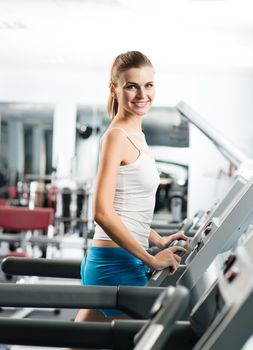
[
  {"x1": 125, "y1": 81, "x2": 138, "y2": 85},
  {"x1": 124, "y1": 81, "x2": 154, "y2": 86}
]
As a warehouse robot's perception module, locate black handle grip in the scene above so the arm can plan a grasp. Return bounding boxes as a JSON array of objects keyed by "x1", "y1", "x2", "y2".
[{"x1": 1, "y1": 257, "x2": 81, "y2": 279}]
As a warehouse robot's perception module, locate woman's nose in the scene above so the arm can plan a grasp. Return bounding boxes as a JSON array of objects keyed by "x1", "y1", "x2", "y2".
[{"x1": 136, "y1": 87, "x2": 146, "y2": 99}]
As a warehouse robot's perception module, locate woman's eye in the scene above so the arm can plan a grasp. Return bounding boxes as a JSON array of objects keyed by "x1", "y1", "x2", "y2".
[
  {"x1": 146, "y1": 83, "x2": 154, "y2": 88},
  {"x1": 126, "y1": 85, "x2": 136, "y2": 90}
]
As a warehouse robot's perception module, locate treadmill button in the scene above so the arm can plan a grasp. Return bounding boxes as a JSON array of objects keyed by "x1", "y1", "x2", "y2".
[
  {"x1": 223, "y1": 254, "x2": 236, "y2": 274},
  {"x1": 203, "y1": 222, "x2": 212, "y2": 235},
  {"x1": 225, "y1": 268, "x2": 238, "y2": 283}
]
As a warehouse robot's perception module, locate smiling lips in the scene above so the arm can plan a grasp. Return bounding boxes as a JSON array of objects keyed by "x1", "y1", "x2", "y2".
[{"x1": 133, "y1": 101, "x2": 149, "y2": 108}]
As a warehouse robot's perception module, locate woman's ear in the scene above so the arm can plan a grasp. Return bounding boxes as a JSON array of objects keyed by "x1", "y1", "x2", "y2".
[{"x1": 109, "y1": 82, "x2": 116, "y2": 97}]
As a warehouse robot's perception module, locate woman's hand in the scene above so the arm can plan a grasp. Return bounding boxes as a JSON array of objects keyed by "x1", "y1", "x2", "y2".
[
  {"x1": 159, "y1": 231, "x2": 190, "y2": 250},
  {"x1": 151, "y1": 246, "x2": 186, "y2": 275}
]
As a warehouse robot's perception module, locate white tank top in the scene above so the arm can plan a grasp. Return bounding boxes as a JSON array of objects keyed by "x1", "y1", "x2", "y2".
[{"x1": 93, "y1": 128, "x2": 160, "y2": 249}]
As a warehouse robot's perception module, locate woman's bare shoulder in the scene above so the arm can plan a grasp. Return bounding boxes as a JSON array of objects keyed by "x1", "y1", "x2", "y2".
[{"x1": 101, "y1": 127, "x2": 127, "y2": 146}]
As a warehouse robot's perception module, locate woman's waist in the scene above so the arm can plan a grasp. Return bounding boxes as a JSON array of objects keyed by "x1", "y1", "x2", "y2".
[
  {"x1": 86, "y1": 245, "x2": 144, "y2": 265},
  {"x1": 93, "y1": 223, "x2": 149, "y2": 250},
  {"x1": 92, "y1": 239, "x2": 118, "y2": 247}
]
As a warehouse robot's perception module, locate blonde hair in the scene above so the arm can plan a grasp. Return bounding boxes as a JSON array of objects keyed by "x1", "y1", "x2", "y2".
[{"x1": 107, "y1": 51, "x2": 153, "y2": 119}]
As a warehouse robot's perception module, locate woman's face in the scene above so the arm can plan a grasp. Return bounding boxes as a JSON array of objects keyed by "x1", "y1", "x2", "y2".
[{"x1": 114, "y1": 65, "x2": 155, "y2": 117}]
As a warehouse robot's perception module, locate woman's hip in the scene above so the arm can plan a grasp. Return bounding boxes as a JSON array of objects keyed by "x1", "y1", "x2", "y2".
[{"x1": 80, "y1": 246, "x2": 148, "y2": 286}]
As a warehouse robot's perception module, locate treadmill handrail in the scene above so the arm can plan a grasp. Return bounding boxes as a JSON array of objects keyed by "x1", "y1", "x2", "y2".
[
  {"x1": 1, "y1": 257, "x2": 81, "y2": 279},
  {"x1": 176, "y1": 101, "x2": 249, "y2": 168},
  {"x1": 0, "y1": 318, "x2": 144, "y2": 349},
  {"x1": 0, "y1": 282, "x2": 165, "y2": 319}
]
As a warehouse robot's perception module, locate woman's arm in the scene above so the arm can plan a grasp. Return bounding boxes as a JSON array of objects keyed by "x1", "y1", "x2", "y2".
[{"x1": 149, "y1": 228, "x2": 190, "y2": 250}]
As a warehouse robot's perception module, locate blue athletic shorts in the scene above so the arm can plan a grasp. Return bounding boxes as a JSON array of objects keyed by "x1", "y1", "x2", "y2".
[{"x1": 80, "y1": 246, "x2": 149, "y2": 317}]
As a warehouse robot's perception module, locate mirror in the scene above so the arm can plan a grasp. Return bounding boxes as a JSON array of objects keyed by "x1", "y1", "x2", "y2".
[
  {"x1": 75, "y1": 106, "x2": 107, "y2": 182},
  {"x1": 144, "y1": 107, "x2": 189, "y2": 221},
  {"x1": 0, "y1": 102, "x2": 54, "y2": 197}
]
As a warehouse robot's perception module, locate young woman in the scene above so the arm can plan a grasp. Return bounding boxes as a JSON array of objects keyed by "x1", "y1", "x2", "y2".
[{"x1": 75, "y1": 51, "x2": 188, "y2": 325}]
